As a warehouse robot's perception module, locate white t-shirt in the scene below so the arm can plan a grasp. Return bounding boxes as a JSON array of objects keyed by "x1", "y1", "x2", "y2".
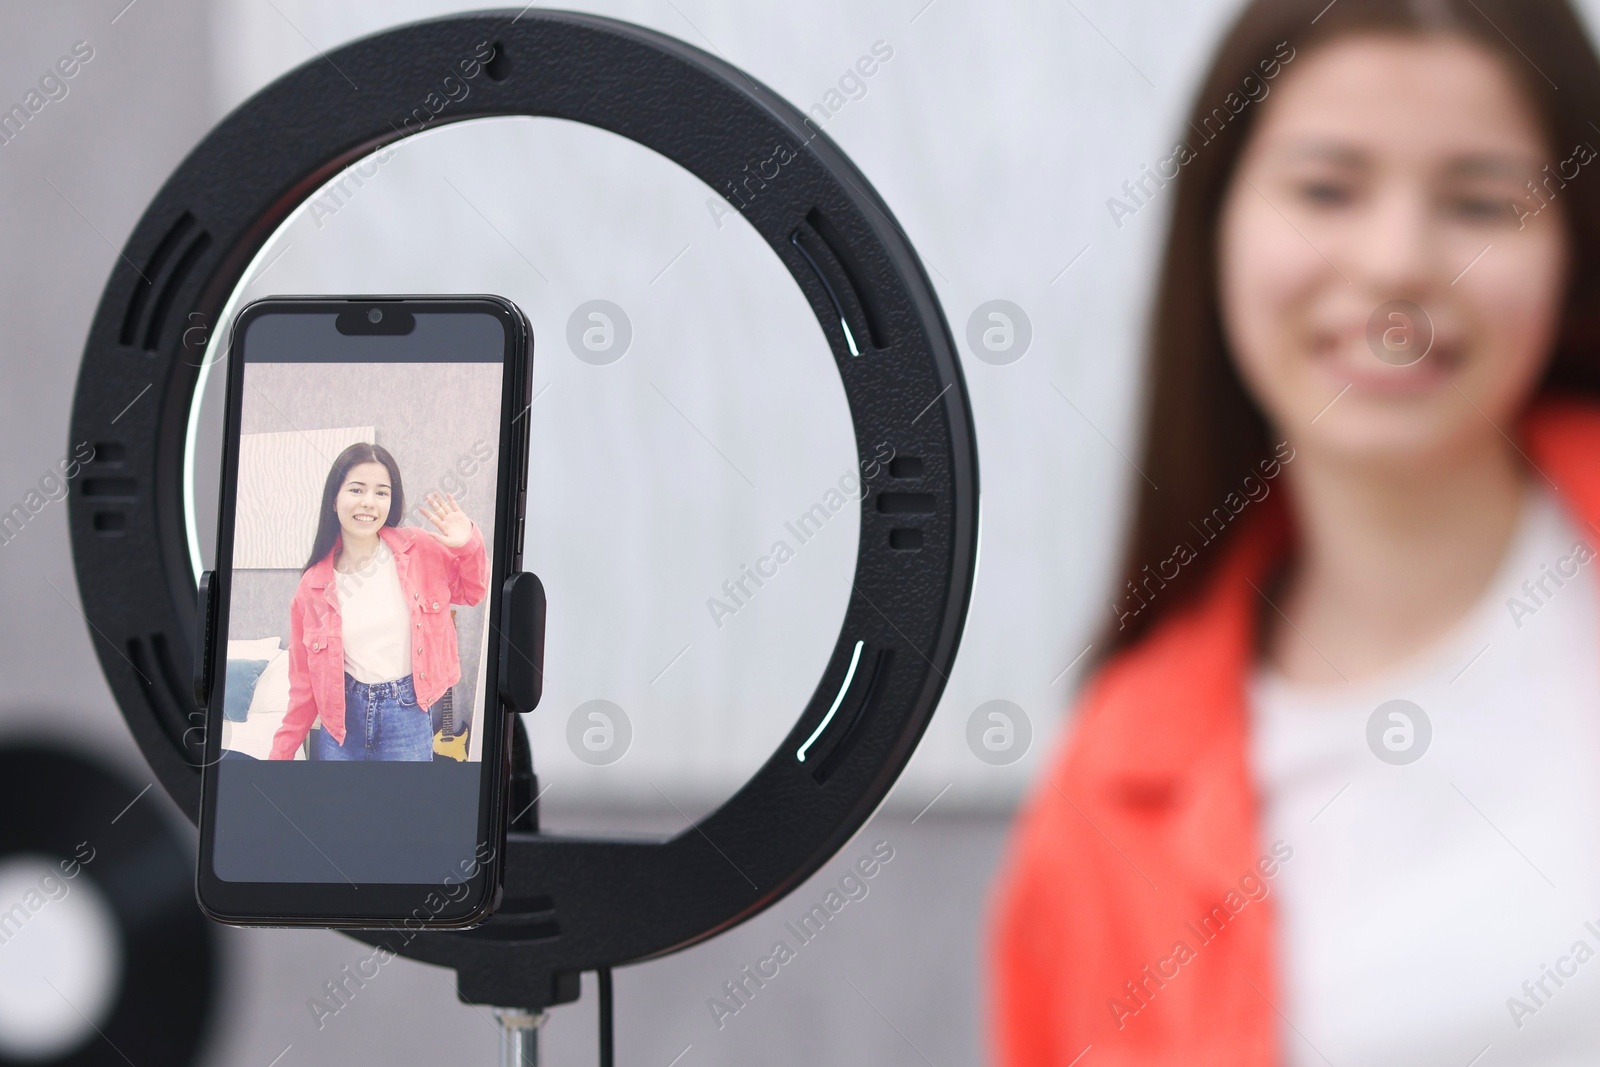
[
  {"x1": 334, "y1": 539, "x2": 412, "y2": 684},
  {"x1": 1250, "y1": 485, "x2": 1600, "y2": 1066}
]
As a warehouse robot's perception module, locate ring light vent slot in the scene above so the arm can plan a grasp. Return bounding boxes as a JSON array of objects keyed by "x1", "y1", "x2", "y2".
[
  {"x1": 127, "y1": 632, "x2": 197, "y2": 759},
  {"x1": 884, "y1": 454, "x2": 929, "y2": 550},
  {"x1": 118, "y1": 211, "x2": 211, "y2": 353},
  {"x1": 876, "y1": 492, "x2": 936, "y2": 514},
  {"x1": 790, "y1": 207, "x2": 887, "y2": 356},
  {"x1": 83, "y1": 442, "x2": 132, "y2": 536},
  {"x1": 889, "y1": 529, "x2": 923, "y2": 550}
]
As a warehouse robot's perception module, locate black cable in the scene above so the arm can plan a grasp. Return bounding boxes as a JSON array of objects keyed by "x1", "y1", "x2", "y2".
[{"x1": 598, "y1": 966, "x2": 614, "y2": 1067}]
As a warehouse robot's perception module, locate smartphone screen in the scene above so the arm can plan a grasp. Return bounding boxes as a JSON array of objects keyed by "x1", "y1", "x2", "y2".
[{"x1": 196, "y1": 297, "x2": 530, "y2": 926}]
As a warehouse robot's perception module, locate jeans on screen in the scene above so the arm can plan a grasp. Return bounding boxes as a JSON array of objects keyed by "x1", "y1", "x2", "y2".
[{"x1": 312, "y1": 672, "x2": 435, "y2": 762}]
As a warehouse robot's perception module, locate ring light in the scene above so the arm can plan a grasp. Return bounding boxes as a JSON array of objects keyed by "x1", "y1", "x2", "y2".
[{"x1": 66, "y1": 8, "x2": 979, "y2": 1011}]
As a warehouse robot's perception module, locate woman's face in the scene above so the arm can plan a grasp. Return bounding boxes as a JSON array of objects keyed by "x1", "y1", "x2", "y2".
[
  {"x1": 1217, "y1": 33, "x2": 1570, "y2": 468},
  {"x1": 335, "y1": 460, "x2": 392, "y2": 541}
]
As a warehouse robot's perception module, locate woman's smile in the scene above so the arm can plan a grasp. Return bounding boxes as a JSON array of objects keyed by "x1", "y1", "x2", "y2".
[{"x1": 1303, "y1": 316, "x2": 1467, "y2": 396}]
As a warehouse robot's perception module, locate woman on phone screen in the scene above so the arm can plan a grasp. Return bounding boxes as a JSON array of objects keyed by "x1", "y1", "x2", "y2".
[
  {"x1": 268, "y1": 442, "x2": 489, "y2": 762},
  {"x1": 991, "y1": 0, "x2": 1600, "y2": 1062}
]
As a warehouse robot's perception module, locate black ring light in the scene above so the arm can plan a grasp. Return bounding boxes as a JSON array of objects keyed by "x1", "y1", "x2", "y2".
[{"x1": 67, "y1": 9, "x2": 978, "y2": 1010}]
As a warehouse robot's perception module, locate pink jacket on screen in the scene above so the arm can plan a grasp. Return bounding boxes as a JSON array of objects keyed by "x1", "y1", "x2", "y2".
[{"x1": 267, "y1": 522, "x2": 489, "y2": 760}]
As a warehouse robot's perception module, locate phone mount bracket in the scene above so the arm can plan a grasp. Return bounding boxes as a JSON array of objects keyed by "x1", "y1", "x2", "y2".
[
  {"x1": 497, "y1": 572, "x2": 546, "y2": 717},
  {"x1": 67, "y1": 8, "x2": 979, "y2": 1017}
]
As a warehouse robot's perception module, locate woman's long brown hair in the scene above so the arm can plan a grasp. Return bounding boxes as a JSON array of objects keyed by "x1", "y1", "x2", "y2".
[{"x1": 1100, "y1": 0, "x2": 1600, "y2": 662}]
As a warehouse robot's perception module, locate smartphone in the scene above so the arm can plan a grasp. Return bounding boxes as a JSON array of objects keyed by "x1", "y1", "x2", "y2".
[{"x1": 194, "y1": 295, "x2": 533, "y2": 928}]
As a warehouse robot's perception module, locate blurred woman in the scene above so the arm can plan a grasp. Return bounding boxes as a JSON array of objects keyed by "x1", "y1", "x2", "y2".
[{"x1": 991, "y1": 0, "x2": 1600, "y2": 1062}]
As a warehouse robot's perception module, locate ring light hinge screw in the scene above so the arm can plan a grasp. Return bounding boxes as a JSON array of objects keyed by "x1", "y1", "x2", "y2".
[{"x1": 492, "y1": 1006, "x2": 547, "y2": 1067}]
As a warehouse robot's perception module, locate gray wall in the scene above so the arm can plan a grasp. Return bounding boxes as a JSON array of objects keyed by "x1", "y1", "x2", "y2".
[
  {"x1": 0, "y1": 3, "x2": 231, "y2": 1066},
  {"x1": 0, "y1": 6, "x2": 213, "y2": 764}
]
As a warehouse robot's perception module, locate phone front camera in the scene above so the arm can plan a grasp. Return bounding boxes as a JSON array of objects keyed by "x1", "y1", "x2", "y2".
[{"x1": 367, "y1": 308, "x2": 383, "y2": 323}]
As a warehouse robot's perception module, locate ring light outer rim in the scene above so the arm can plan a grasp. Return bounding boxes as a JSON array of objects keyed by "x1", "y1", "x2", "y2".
[{"x1": 65, "y1": 8, "x2": 979, "y2": 1000}]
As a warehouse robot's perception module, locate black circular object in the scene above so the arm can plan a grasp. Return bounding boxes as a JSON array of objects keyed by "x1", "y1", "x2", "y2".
[
  {"x1": 0, "y1": 744, "x2": 218, "y2": 1065},
  {"x1": 67, "y1": 9, "x2": 978, "y2": 1006}
]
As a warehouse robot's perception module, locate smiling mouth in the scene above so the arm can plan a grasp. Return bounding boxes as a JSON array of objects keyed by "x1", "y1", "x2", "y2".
[
  {"x1": 352, "y1": 514, "x2": 378, "y2": 523},
  {"x1": 1311, "y1": 329, "x2": 1465, "y2": 394}
]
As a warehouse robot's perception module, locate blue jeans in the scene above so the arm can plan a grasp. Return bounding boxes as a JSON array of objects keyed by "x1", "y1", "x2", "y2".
[{"x1": 312, "y1": 673, "x2": 435, "y2": 762}]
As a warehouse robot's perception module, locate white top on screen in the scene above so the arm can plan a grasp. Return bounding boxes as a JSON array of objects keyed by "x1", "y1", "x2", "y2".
[{"x1": 335, "y1": 539, "x2": 413, "y2": 685}]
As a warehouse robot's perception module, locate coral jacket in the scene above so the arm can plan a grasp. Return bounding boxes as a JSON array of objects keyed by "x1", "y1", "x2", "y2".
[
  {"x1": 988, "y1": 398, "x2": 1600, "y2": 1064},
  {"x1": 268, "y1": 523, "x2": 489, "y2": 760}
]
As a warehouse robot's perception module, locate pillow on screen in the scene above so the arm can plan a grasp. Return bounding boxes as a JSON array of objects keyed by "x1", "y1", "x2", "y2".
[
  {"x1": 248, "y1": 649, "x2": 291, "y2": 716},
  {"x1": 224, "y1": 659, "x2": 269, "y2": 722},
  {"x1": 227, "y1": 637, "x2": 283, "y2": 661}
]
